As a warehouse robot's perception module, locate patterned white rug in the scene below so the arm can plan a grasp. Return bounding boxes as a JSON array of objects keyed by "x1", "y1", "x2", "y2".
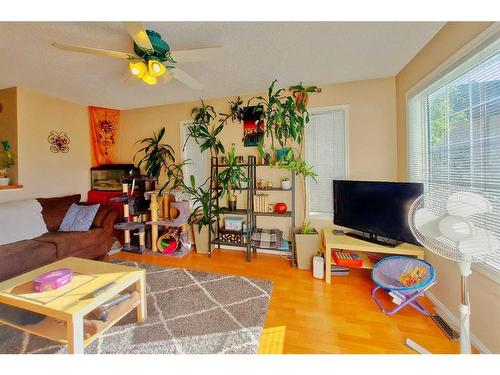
[{"x1": 0, "y1": 260, "x2": 273, "y2": 354}]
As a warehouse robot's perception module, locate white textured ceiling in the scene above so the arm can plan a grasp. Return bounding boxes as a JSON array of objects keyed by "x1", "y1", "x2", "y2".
[{"x1": 0, "y1": 22, "x2": 444, "y2": 109}]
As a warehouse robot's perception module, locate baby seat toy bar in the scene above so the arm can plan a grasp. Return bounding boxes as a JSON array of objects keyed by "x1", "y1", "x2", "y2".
[{"x1": 371, "y1": 256, "x2": 436, "y2": 316}]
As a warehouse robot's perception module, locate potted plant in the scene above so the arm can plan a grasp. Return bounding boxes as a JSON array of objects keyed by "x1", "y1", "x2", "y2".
[
  {"x1": 281, "y1": 176, "x2": 291, "y2": 190},
  {"x1": 289, "y1": 82, "x2": 322, "y2": 107},
  {"x1": 185, "y1": 100, "x2": 225, "y2": 159},
  {"x1": 0, "y1": 141, "x2": 15, "y2": 186},
  {"x1": 294, "y1": 220, "x2": 320, "y2": 270},
  {"x1": 217, "y1": 144, "x2": 247, "y2": 210},
  {"x1": 183, "y1": 175, "x2": 219, "y2": 254}
]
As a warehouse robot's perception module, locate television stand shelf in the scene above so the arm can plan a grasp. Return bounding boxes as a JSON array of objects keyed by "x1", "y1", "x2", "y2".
[{"x1": 322, "y1": 229, "x2": 424, "y2": 284}]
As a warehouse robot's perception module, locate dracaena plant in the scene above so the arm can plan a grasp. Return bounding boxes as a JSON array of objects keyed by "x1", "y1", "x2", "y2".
[
  {"x1": 183, "y1": 175, "x2": 219, "y2": 234},
  {"x1": 134, "y1": 127, "x2": 175, "y2": 179},
  {"x1": 217, "y1": 144, "x2": 248, "y2": 198},
  {"x1": 134, "y1": 127, "x2": 185, "y2": 193},
  {"x1": 185, "y1": 100, "x2": 225, "y2": 159}
]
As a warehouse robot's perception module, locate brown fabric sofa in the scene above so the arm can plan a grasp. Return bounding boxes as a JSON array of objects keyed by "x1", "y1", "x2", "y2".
[{"x1": 0, "y1": 194, "x2": 118, "y2": 282}]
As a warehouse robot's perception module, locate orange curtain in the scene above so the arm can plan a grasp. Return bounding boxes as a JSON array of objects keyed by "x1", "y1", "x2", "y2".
[{"x1": 89, "y1": 106, "x2": 120, "y2": 166}]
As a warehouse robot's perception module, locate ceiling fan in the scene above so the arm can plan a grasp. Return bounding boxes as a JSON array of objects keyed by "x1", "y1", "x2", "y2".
[{"x1": 52, "y1": 22, "x2": 222, "y2": 89}]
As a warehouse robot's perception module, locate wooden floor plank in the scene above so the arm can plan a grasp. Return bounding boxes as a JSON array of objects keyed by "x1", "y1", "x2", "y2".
[{"x1": 111, "y1": 249, "x2": 464, "y2": 354}]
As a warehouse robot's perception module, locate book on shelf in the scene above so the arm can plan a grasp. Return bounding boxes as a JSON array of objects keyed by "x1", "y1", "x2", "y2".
[
  {"x1": 253, "y1": 193, "x2": 271, "y2": 213},
  {"x1": 331, "y1": 264, "x2": 350, "y2": 276}
]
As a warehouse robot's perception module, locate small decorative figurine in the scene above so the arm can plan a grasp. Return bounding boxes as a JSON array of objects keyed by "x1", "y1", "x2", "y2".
[
  {"x1": 257, "y1": 179, "x2": 265, "y2": 189},
  {"x1": 267, "y1": 181, "x2": 273, "y2": 189}
]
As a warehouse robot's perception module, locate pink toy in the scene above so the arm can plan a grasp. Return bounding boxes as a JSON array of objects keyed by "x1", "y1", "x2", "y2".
[{"x1": 33, "y1": 268, "x2": 73, "y2": 292}]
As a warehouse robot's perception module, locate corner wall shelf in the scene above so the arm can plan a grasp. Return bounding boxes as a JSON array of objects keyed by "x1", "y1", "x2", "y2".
[
  {"x1": 208, "y1": 155, "x2": 296, "y2": 266},
  {"x1": 0, "y1": 184, "x2": 23, "y2": 190}
]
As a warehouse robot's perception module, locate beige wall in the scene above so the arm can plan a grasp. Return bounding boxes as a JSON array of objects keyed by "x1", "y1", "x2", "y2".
[
  {"x1": 118, "y1": 77, "x2": 398, "y2": 236},
  {"x1": 0, "y1": 88, "x2": 90, "y2": 203},
  {"x1": 396, "y1": 22, "x2": 499, "y2": 353},
  {"x1": 0, "y1": 87, "x2": 18, "y2": 185}
]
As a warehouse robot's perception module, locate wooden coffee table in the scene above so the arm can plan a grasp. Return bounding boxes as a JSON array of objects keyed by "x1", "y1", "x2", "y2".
[{"x1": 0, "y1": 257, "x2": 147, "y2": 354}]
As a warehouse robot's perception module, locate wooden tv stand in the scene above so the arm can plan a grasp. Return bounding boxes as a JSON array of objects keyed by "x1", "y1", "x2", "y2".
[{"x1": 322, "y1": 229, "x2": 424, "y2": 284}]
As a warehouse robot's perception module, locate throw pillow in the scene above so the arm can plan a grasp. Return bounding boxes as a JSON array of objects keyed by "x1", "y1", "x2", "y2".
[
  {"x1": 0, "y1": 199, "x2": 48, "y2": 245},
  {"x1": 59, "y1": 203, "x2": 100, "y2": 232},
  {"x1": 37, "y1": 194, "x2": 81, "y2": 231}
]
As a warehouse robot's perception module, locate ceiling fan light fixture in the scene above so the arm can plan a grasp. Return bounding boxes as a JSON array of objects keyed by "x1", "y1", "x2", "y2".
[
  {"x1": 148, "y1": 59, "x2": 167, "y2": 77},
  {"x1": 141, "y1": 71, "x2": 157, "y2": 85},
  {"x1": 129, "y1": 61, "x2": 147, "y2": 77}
]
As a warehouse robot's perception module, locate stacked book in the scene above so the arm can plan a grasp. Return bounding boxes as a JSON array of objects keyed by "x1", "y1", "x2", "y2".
[
  {"x1": 253, "y1": 193, "x2": 271, "y2": 213},
  {"x1": 331, "y1": 265, "x2": 350, "y2": 276}
]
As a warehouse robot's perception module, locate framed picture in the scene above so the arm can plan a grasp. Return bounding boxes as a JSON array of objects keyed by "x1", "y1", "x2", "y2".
[{"x1": 243, "y1": 106, "x2": 264, "y2": 147}]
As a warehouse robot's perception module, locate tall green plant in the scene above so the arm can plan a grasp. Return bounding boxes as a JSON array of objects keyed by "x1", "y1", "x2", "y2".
[
  {"x1": 134, "y1": 127, "x2": 185, "y2": 193},
  {"x1": 182, "y1": 175, "x2": 219, "y2": 234},
  {"x1": 217, "y1": 144, "x2": 248, "y2": 198},
  {"x1": 134, "y1": 127, "x2": 174, "y2": 178},
  {"x1": 185, "y1": 100, "x2": 225, "y2": 158}
]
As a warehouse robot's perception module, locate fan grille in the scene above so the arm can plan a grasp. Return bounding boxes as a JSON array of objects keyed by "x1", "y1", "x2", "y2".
[{"x1": 409, "y1": 185, "x2": 500, "y2": 264}]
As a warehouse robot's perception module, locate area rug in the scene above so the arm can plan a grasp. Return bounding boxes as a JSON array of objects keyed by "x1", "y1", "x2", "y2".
[{"x1": 0, "y1": 260, "x2": 273, "y2": 354}]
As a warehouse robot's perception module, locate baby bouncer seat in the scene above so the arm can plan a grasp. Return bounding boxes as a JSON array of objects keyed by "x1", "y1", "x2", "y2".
[{"x1": 371, "y1": 256, "x2": 436, "y2": 316}]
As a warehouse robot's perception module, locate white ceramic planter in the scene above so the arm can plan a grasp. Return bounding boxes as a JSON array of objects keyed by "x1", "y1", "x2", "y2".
[
  {"x1": 281, "y1": 180, "x2": 292, "y2": 190},
  {"x1": 0, "y1": 177, "x2": 10, "y2": 186}
]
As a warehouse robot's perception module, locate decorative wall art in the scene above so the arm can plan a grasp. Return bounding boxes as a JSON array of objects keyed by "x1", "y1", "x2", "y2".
[
  {"x1": 89, "y1": 106, "x2": 120, "y2": 166},
  {"x1": 243, "y1": 106, "x2": 264, "y2": 147},
  {"x1": 47, "y1": 131, "x2": 70, "y2": 153}
]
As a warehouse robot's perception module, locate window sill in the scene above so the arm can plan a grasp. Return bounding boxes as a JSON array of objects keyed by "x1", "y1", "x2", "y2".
[
  {"x1": 472, "y1": 263, "x2": 500, "y2": 285},
  {"x1": 0, "y1": 184, "x2": 23, "y2": 190},
  {"x1": 307, "y1": 212, "x2": 333, "y2": 221}
]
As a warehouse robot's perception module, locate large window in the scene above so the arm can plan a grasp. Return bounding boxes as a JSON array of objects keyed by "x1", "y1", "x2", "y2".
[
  {"x1": 407, "y1": 35, "x2": 500, "y2": 276},
  {"x1": 305, "y1": 107, "x2": 348, "y2": 216},
  {"x1": 181, "y1": 122, "x2": 210, "y2": 189}
]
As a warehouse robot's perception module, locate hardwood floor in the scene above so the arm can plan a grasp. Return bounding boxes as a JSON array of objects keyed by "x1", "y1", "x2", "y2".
[{"x1": 111, "y1": 248, "x2": 463, "y2": 354}]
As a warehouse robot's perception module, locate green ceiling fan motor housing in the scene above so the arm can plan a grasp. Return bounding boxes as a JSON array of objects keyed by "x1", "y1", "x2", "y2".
[{"x1": 133, "y1": 30, "x2": 176, "y2": 65}]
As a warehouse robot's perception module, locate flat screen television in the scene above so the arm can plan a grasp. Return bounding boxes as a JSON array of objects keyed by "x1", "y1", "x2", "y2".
[{"x1": 333, "y1": 180, "x2": 423, "y2": 246}]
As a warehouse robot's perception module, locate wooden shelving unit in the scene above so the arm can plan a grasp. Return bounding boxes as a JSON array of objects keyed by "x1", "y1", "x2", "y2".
[{"x1": 208, "y1": 155, "x2": 296, "y2": 265}]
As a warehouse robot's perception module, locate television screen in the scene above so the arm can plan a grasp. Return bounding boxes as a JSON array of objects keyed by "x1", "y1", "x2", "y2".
[{"x1": 333, "y1": 180, "x2": 423, "y2": 245}]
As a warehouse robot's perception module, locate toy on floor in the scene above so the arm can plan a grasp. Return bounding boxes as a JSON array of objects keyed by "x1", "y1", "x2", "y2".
[
  {"x1": 398, "y1": 265, "x2": 427, "y2": 287},
  {"x1": 371, "y1": 256, "x2": 436, "y2": 316}
]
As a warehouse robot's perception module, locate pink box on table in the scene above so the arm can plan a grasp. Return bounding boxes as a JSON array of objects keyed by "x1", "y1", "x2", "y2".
[{"x1": 33, "y1": 268, "x2": 73, "y2": 292}]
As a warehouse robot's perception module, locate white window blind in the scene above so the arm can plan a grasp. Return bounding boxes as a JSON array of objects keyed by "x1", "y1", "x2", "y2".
[
  {"x1": 182, "y1": 123, "x2": 210, "y2": 189},
  {"x1": 305, "y1": 109, "x2": 347, "y2": 215},
  {"x1": 408, "y1": 36, "x2": 500, "y2": 275}
]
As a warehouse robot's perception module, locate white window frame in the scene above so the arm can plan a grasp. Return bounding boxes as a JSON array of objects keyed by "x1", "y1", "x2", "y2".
[
  {"x1": 305, "y1": 105, "x2": 350, "y2": 220},
  {"x1": 405, "y1": 23, "x2": 500, "y2": 283}
]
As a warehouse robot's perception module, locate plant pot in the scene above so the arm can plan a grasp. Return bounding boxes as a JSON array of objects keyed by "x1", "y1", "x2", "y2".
[
  {"x1": 0, "y1": 177, "x2": 10, "y2": 186},
  {"x1": 193, "y1": 225, "x2": 213, "y2": 254},
  {"x1": 276, "y1": 148, "x2": 287, "y2": 161},
  {"x1": 228, "y1": 195, "x2": 237, "y2": 211},
  {"x1": 281, "y1": 180, "x2": 291, "y2": 190},
  {"x1": 294, "y1": 228, "x2": 320, "y2": 270}
]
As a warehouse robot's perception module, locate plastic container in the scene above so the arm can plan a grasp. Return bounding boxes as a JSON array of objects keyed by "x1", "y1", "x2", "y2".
[{"x1": 313, "y1": 256, "x2": 324, "y2": 279}]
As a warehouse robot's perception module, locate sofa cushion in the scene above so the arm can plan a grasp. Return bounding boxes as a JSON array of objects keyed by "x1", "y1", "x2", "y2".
[
  {"x1": 35, "y1": 228, "x2": 105, "y2": 258},
  {"x1": 37, "y1": 194, "x2": 81, "y2": 231},
  {"x1": 0, "y1": 240, "x2": 57, "y2": 282},
  {"x1": 0, "y1": 199, "x2": 48, "y2": 246},
  {"x1": 59, "y1": 203, "x2": 100, "y2": 232}
]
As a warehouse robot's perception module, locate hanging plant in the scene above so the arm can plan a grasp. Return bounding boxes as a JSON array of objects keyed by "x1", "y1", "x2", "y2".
[{"x1": 289, "y1": 82, "x2": 322, "y2": 108}]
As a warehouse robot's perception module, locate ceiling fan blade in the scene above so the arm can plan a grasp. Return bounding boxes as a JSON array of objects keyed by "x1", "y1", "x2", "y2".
[
  {"x1": 52, "y1": 42, "x2": 139, "y2": 60},
  {"x1": 123, "y1": 22, "x2": 154, "y2": 52},
  {"x1": 171, "y1": 67, "x2": 203, "y2": 90},
  {"x1": 170, "y1": 47, "x2": 223, "y2": 63},
  {"x1": 160, "y1": 70, "x2": 174, "y2": 84}
]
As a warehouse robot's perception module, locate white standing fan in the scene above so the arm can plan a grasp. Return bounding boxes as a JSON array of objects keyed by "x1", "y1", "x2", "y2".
[{"x1": 408, "y1": 187, "x2": 499, "y2": 354}]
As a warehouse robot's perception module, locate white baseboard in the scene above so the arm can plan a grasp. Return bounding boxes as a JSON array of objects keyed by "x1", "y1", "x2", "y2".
[{"x1": 425, "y1": 291, "x2": 491, "y2": 354}]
